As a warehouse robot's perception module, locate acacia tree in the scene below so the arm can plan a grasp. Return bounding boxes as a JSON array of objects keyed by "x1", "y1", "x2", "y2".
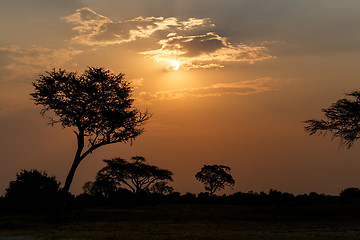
[
  {"x1": 195, "y1": 164, "x2": 235, "y2": 196},
  {"x1": 31, "y1": 67, "x2": 151, "y2": 193},
  {"x1": 96, "y1": 156, "x2": 173, "y2": 194},
  {"x1": 304, "y1": 91, "x2": 360, "y2": 148}
]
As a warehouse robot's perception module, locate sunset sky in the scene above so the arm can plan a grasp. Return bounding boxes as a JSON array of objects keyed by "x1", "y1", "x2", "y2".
[{"x1": 1, "y1": 0, "x2": 360, "y2": 195}]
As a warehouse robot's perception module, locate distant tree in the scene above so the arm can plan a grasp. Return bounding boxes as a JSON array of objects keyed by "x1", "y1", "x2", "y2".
[
  {"x1": 195, "y1": 164, "x2": 235, "y2": 196},
  {"x1": 82, "y1": 173, "x2": 117, "y2": 198},
  {"x1": 340, "y1": 187, "x2": 360, "y2": 202},
  {"x1": 96, "y1": 156, "x2": 173, "y2": 194},
  {"x1": 304, "y1": 91, "x2": 360, "y2": 148},
  {"x1": 150, "y1": 181, "x2": 174, "y2": 195},
  {"x1": 30, "y1": 67, "x2": 151, "y2": 194},
  {"x1": 5, "y1": 169, "x2": 60, "y2": 208}
]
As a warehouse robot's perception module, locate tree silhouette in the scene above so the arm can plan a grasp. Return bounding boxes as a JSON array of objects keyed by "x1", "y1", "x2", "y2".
[
  {"x1": 82, "y1": 173, "x2": 117, "y2": 198},
  {"x1": 340, "y1": 187, "x2": 360, "y2": 202},
  {"x1": 96, "y1": 156, "x2": 173, "y2": 194},
  {"x1": 150, "y1": 181, "x2": 174, "y2": 195},
  {"x1": 304, "y1": 91, "x2": 360, "y2": 148},
  {"x1": 6, "y1": 169, "x2": 60, "y2": 208},
  {"x1": 195, "y1": 164, "x2": 235, "y2": 196},
  {"x1": 30, "y1": 67, "x2": 151, "y2": 193}
]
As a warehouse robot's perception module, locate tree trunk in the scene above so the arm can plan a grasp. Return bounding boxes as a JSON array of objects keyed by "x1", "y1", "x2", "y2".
[
  {"x1": 209, "y1": 184, "x2": 216, "y2": 196},
  {"x1": 62, "y1": 131, "x2": 84, "y2": 194},
  {"x1": 62, "y1": 156, "x2": 82, "y2": 194}
]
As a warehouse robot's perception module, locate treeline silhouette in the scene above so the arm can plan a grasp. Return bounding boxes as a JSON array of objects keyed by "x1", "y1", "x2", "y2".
[
  {"x1": 1, "y1": 168, "x2": 360, "y2": 213},
  {"x1": 74, "y1": 188, "x2": 360, "y2": 207}
]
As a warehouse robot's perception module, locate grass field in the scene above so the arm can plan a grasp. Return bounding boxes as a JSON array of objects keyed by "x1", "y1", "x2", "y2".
[{"x1": 1, "y1": 203, "x2": 360, "y2": 239}]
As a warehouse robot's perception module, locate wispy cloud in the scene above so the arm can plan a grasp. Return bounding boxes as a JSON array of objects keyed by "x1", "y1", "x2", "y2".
[
  {"x1": 0, "y1": 45, "x2": 82, "y2": 82},
  {"x1": 140, "y1": 32, "x2": 275, "y2": 70},
  {"x1": 63, "y1": 8, "x2": 212, "y2": 46},
  {"x1": 62, "y1": 8, "x2": 275, "y2": 70},
  {"x1": 62, "y1": 7, "x2": 112, "y2": 45},
  {"x1": 130, "y1": 77, "x2": 144, "y2": 89},
  {"x1": 137, "y1": 77, "x2": 273, "y2": 103}
]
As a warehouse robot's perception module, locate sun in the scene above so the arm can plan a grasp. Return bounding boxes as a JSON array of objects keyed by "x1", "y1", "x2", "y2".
[{"x1": 170, "y1": 61, "x2": 180, "y2": 71}]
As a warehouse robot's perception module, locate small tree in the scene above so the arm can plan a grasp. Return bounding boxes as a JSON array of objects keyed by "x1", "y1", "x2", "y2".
[
  {"x1": 195, "y1": 164, "x2": 235, "y2": 196},
  {"x1": 6, "y1": 169, "x2": 61, "y2": 208},
  {"x1": 150, "y1": 181, "x2": 174, "y2": 195},
  {"x1": 82, "y1": 173, "x2": 117, "y2": 198},
  {"x1": 340, "y1": 187, "x2": 360, "y2": 202},
  {"x1": 304, "y1": 91, "x2": 360, "y2": 148},
  {"x1": 31, "y1": 67, "x2": 151, "y2": 193},
  {"x1": 97, "y1": 156, "x2": 173, "y2": 194}
]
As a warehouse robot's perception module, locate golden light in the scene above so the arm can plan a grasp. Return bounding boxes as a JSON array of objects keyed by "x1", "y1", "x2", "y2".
[{"x1": 170, "y1": 61, "x2": 180, "y2": 71}]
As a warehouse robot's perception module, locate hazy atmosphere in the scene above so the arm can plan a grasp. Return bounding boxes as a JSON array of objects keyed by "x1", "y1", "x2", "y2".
[{"x1": 2, "y1": 0, "x2": 360, "y2": 195}]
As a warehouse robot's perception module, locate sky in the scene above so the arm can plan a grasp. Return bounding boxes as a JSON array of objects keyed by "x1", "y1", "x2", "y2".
[{"x1": 1, "y1": 0, "x2": 360, "y2": 195}]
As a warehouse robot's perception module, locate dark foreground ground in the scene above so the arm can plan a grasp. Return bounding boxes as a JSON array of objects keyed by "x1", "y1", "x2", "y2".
[{"x1": 1, "y1": 203, "x2": 360, "y2": 240}]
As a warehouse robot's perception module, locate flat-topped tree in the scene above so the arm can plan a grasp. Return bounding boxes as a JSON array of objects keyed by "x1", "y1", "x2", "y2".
[
  {"x1": 96, "y1": 156, "x2": 173, "y2": 194},
  {"x1": 31, "y1": 67, "x2": 151, "y2": 193},
  {"x1": 304, "y1": 91, "x2": 360, "y2": 149}
]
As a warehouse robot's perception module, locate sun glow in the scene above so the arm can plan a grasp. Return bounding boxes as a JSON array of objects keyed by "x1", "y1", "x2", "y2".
[{"x1": 170, "y1": 61, "x2": 180, "y2": 71}]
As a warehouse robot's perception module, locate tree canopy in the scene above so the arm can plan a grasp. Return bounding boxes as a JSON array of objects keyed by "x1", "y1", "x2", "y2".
[
  {"x1": 31, "y1": 67, "x2": 151, "y2": 193},
  {"x1": 195, "y1": 164, "x2": 235, "y2": 196},
  {"x1": 304, "y1": 91, "x2": 360, "y2": 148},
  {"x1": 94, "y1": 156, "x2": 173, "y2": 194}
]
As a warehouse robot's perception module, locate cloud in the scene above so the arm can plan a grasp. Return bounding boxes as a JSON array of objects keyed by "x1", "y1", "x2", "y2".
[
  {"x1": 62, "y1": 7, "x2": 112, "y2": 45},
  {"x1": 62, "y1": 8, "x2": 274, "y2": 70},
  {"x1": 137, "y1": 77, "x2": 273, "y2": 103},
  {"x1": 140, "y1": 32, "x2": 275, "y2": 70},
  {"x1": 63, "y1": 8, "x2": 212, "y2": 46},
  {"x1": 130, "y1": 77, "x2": 144, "y2": 89},
  {"x1": 0, "y1": 45, "x2": 82, "y2": 82}
]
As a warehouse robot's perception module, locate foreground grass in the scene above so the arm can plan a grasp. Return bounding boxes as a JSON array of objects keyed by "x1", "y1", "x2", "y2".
[{"x1": 1, "y1": 203, "x2": 360, "y2": 239}]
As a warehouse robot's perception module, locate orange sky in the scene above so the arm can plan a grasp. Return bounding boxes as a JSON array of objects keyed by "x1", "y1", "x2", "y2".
[{"x1": 1, "y1": 0, "x2": 360, "y2": 195}]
